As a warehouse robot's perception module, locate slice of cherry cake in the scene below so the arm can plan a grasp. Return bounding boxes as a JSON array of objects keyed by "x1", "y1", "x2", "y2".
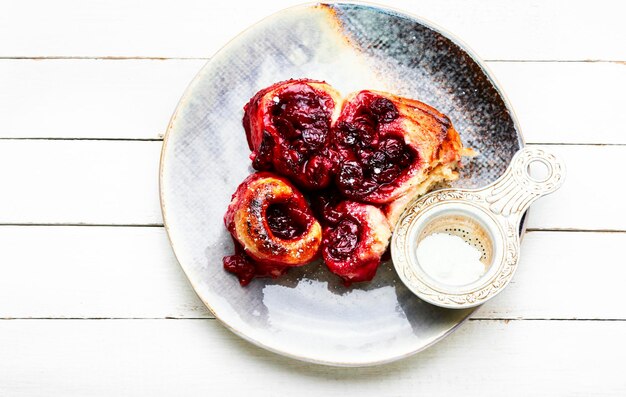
[
  {"x1": 243, "y1": 79, "x2": 343, "y2": 190},
  {"x1": 320, "y1": 200, "x2": 392, "y2": 285},
  {"x1": 223, "y1": 172, "x2": 322, "y2": 285},
  {"x1": 332, "y1": 90, "x2": 466, "y2": 225}
]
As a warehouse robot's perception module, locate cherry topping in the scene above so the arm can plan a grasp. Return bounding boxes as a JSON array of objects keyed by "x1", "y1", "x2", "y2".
[
  {"x1": 251, "y1": 133, "x2": 274, "y2": 170},
  {"x1": 223, "y1": 250, "x2": 289, "y2": 286},
  {"x1": 331, "y1": 91, "x2": 417, "y2": 201},
  {"x1": 374, "y1": 164, "x2": 402, "y2": 184},
  {"x1": 301, "y1": 127, "x2": 327, "y2": 149},
  {"x1": 363, "y1": 150, "x2": 386, "y2": 173},
  {"x1": 304, "y1": 155, "x2": 334, "y2": 188},
  {"x1": 287, "y1": 141, "x2": 304, "y2": 156},
  {"x1": 336, "y1": 161, "x2": 364, "y2": 191},
  {"x1": 223, "y1": 254, "x2": 256, "y2": 286},
  {"x1": 379, "y1": 137, "x2": 403, "y2": 160},
  {"x1": 275, "y1": 146, "x2": 304, "y2": 174},
  {"x1": 369, "y1": 97, "x2": 399, "y2": 123},
  {"x1": 326, "y1": 217, "x2": 360, "y2": 260},
  {"x1": 271, "y1": 89, "x2": 331, "y2": 145},
  {"x1": 273, "y1": 91, "x2": 328, "y2": 128},
  {"x1": 264, "y1": 84, "x2": 336, "y2": 189},
  {"x1": 266, "y1": 203, "x2": 307, "y2": 240},
  {"x1": 333, "y1": 121, "x2": 359, "y2": 146},
  {"x1": 321, "y1": 201, "x2": 391, "y2": 284},
  {"x1": 355, "y1": 148, "x2": 373, "y2": 163},
  {"x1": 310, "y1": 189, "x2": 343, "y2": 226},
  {"x1": 355, "y1": 121, "x2": 378, "y2": 148},
  {"x1": 273, "y1": 116, "x2": 300, "y2": 140}
]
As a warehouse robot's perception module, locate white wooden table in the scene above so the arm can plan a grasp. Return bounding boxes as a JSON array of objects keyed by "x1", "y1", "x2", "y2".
[{"x1": 1, "y1": 1, "x2": 625, "y2": 395}]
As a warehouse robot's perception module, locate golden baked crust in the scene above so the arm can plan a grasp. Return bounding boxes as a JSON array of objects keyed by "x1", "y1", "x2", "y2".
[{"x1": 224, "y1": 172, "x2": 322, "y2": 266}]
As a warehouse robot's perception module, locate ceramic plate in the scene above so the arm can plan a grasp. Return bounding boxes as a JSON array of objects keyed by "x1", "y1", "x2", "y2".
[{"x1": 160, "y1": 2, "x2": 523, "y2": 366}]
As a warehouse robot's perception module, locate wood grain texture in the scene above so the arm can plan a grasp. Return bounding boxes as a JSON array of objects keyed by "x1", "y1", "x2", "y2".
[
  {"x1": 1, "y1": 0, "x2": 623, "y2": 391},
  {"x1": 2, "y1": 0, "x2": 625, "y2": 60},
  {"x1": 0, "y1": 60, "x2": 205, "y2": 139},
  {"x1": 0, "y1": 226, "x2": 210, "y2": 319},
  {"x1": 489, "y1": 61, "x2": 626, "y2": 145},
  {"x1": 474, "y1": 231, "x2": 626, "y2": 320},
  {"x1": 0, "y1": 227, "x2": 623, "y2": 320},
  {"x1": 0, "y1": 59, "x2": 203, "y2": 139},
  {"x1": 0, "y1": 140, "x2": 622, "y2": 230},
  {"x1": 0, "y1": 319, "x2": 624, "y2": 396},
  {"x1": 0, "y1": 140, "x2": 162, "y2": 225},
  {"x1": 1, "y1": 60, "x2": 624, "y2": 143}
]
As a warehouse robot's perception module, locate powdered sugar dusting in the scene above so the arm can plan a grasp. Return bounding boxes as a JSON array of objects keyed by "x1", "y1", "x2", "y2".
[{"x1": 417, "y1": 233, "x2": 485, "y2": 285}]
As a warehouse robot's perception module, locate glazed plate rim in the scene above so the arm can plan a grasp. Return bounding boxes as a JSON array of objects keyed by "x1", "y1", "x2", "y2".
[{"x1": 159, "y1": 1, "x2": 525, "y2": 367}]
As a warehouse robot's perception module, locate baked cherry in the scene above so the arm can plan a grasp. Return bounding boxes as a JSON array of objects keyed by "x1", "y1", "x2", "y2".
[
  {"x1": 243, "y1": 79, "x2": 342, "y2": 190},
  {"x1": 310, "y1": 189, "x2": 344, "y2": 226},
  {"x1": 321, "y1": 201, "x2": 392, "y2": 285},
  {"x1": 304, "y1": 155, "x2": 334, "y2": 188},
  {"x1": 223, "y1": 242, "x2": 288, "y2": 286},
  {"x1": 266, "y1": 203, "x2": 307, "y2": 240},
  {"x1": 326, "y1": 218, "x2": 360, "y2": 258},
  {"x1": 223, "y1": 252, "x2": 256, "y2": 286},
  {"x1": 369, "y1": 97, "x2": 399, "y2": 123},
  {"x1": 336, "y1": 161, "x2": 364, "y2": 191},
  {"x1": 223, "y1": 172, "x2": 322, "y2": 285}
]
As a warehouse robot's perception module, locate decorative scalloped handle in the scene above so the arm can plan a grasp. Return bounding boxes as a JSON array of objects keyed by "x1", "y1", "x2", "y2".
[{"x1": 481, "y1": 147, "x2": 566, "y2": 219}]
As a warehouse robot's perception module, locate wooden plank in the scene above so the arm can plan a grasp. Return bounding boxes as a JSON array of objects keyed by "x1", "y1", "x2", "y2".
[
  {"x1": 474, "y1": 231, "x2": 626, "y2": 320},
  {"x1": 0, "y1": 226, "x2": 210, "y2": 319},
  {"x1": 0, "y1": 319, "x2": 624, "y2": 395},
  {"x1": 1, "y1": 0, "x2": 625, "y2": 60},
  {"x1": 1, "y1": 60, "x2": 624, "y2": 143},
  {"x1": 489, "y1": 61, "x2": 626, "y2": 144},
  {"x1": 0, "y1": 140, "x2": 162, "y2": 225},
  {"x1": 0, "y1": 228, "x2": 623, "y2": 320},
  {"x1": 0, "y1": 59, "x2": 204, "y2": 139},
  {"x1": 0, "y1": 141, "x2": 621, "y2": 230}
]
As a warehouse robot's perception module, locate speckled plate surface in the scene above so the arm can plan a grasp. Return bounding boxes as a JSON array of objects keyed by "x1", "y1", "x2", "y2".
[{"x1": 160, "y1": 2, "x2": 523, "y2": 366}]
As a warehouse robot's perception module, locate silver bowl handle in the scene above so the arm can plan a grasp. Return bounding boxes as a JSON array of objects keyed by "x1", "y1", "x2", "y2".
[{"x1": 481, "y1": 147, "x2": 566, "y2": 220}]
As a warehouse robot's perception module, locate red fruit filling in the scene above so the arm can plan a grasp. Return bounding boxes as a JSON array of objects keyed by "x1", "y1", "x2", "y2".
[
  {"x1": 223, "y1": 172, "x2": 322, "y2": 286},
  {"x1": 325, "y1": 217, "x2": 360, "y2": 260},
  {"x1": 230, "y1": 83, "x2": 465, "y2": 286},
  {"x1": 321, "y1": 201, "x2": 392, "y2": 285},
  {"x1": 265, "y1": 202, "x2": 308, "y2": 240},
  {"x1": 223, "y1": 240, "x2": 288, "y2": 287},
  {"x1": 244, "y1": 80, "x2": 340, "y2": 190},
  {"x1": 310, "y1": 189, "x2": 344, "y2": 226},
  {"x1": 332, "y1": 92, "x2": 419, "y2": 203}
]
